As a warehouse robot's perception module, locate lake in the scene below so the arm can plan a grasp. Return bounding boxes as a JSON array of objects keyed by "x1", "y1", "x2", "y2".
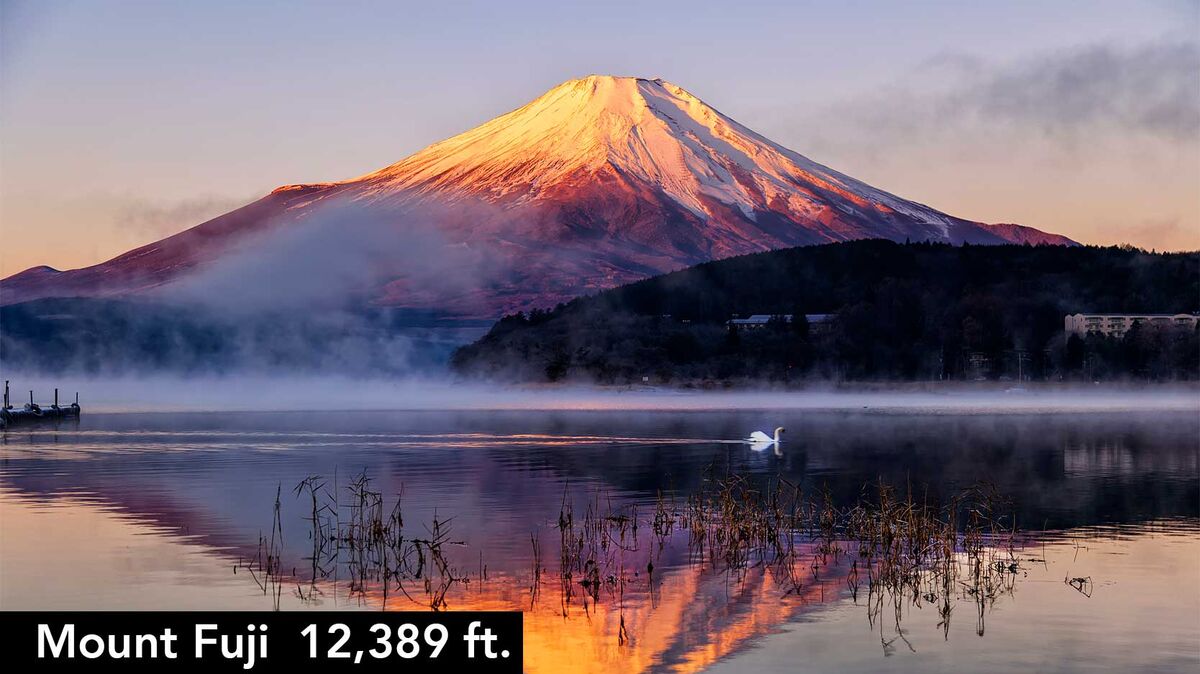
[{"x1": 1, "y1": 407, "x2": 1197, "y2": 673}]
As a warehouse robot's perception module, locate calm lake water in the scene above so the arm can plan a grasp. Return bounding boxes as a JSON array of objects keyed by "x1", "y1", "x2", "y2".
[{"x1": 2, "y1": 408, "x2": 1198, "y2": 673}]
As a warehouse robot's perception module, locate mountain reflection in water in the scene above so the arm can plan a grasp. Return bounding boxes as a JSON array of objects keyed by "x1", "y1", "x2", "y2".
[{"x1": 1, "y1": 409, "x2": 1197, "y2": 673}]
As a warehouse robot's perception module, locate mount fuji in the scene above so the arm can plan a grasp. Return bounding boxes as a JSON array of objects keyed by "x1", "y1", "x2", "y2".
[{"x1": 1, "y1": 75, "x2": 1074, "y2": 316}]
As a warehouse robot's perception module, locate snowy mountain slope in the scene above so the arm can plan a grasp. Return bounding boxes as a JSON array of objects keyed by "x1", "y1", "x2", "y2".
[{"x1": 0, "y1": 76, "x2": 1074, "y2": 316}]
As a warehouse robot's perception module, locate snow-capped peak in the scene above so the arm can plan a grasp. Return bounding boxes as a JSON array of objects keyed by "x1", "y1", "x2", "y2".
[
  {"x1": 0, "y1": 75, "x2": 1076, "y2": 314},
  {"x1": 348, "y1": 75, "x2": 927, "y2": 224}
]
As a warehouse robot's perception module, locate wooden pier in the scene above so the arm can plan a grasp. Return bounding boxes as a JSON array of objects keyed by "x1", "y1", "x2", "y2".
[{"x1": 0, "y1": 381, "x2": 81, "y2": 429}]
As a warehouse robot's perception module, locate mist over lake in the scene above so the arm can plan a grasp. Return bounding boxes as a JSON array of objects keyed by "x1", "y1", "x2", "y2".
[{"x1": 3, "y1": 403, "x2": 1196, "y2": 672}]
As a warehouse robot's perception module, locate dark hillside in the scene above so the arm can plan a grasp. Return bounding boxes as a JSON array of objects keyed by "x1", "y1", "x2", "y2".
[{"x1": 452, "y1": 241, "x2": 1199, "y2": 383}]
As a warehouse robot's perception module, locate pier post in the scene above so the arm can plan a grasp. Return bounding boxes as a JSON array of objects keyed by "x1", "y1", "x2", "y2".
[
  {"x1": 3, "y1": 380, "x2": 8, "y2": 409},
  {"x1": 54, "y1": 388, "x2": 59, "y2": 408}
]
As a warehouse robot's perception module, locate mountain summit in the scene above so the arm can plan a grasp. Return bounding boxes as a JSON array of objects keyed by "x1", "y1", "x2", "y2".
[
  {"x1": 1, "y1": 75, "x2": 1074, "y2": 315},
  {"x1": 358, "y1": 75, "x2": 1000, "y2": 237}
]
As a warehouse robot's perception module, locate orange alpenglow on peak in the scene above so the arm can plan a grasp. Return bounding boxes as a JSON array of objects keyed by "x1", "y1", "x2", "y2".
[
  {"x1": 352, "y1": 74, "x2": 904, "y2": 220},
  {"x1": 0, "y1": 75, "x2": 1074, "y2": 316}
]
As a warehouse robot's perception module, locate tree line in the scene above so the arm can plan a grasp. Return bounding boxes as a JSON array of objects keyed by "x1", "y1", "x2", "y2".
[{"x1": 452, "y1": 240, "x2": 1199, "y2": 384}]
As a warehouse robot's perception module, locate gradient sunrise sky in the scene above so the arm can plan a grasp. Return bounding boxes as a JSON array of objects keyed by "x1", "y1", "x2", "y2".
[{"x1": 2, "y1": 0, "x2": 1197, "y2": 277}]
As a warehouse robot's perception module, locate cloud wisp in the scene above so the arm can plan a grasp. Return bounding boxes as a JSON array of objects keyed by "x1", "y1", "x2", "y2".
[
  {"x1": 805, "y1": 40, "x2": 1199, "y2": 154},
  {"x1": 785, "y1": 38, "x2": 1200, "y2": 251}
]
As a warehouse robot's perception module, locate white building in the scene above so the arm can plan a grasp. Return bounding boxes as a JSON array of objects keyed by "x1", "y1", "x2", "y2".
[
  {"x1": 1064, "y1": 313, "x2": 1198, "y2": 338},
  {"x1": 727, "y1": 314, "x2": 836, "y2": 332}
]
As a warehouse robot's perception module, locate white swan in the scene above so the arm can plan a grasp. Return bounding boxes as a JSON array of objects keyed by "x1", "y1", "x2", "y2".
[{"x1": 747, "y1": 427, "x2": 785, "y2": 444}]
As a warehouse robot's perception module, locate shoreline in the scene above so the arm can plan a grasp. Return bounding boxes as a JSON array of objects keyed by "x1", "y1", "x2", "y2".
[{"x1": 4, "y1": 375, "x2": 1196, "y2": 415}]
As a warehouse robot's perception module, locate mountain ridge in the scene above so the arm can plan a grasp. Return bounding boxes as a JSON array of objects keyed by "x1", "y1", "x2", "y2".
[{"x1": 1, "y1": 75, "x2": 1075, "y2": 315}]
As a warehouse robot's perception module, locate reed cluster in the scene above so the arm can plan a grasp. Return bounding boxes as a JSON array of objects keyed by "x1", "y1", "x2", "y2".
[{"x1": 245, "y1": 463, "x2": 1029, "y2": 647}]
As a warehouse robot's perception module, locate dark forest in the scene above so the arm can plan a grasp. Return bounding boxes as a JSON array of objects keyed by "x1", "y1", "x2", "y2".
[{"x1": 452, "y1": 241, "x2": 1200, "y2": 384}]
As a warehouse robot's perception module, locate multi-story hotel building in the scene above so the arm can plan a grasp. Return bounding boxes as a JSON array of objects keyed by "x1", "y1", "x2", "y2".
[{"x1": 1064, "y1": 313, "x2": 1199, "y2": 338}]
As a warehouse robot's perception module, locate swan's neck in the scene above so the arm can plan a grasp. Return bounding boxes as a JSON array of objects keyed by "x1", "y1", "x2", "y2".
[{"x1": 773, "y1": 429, "x2": 781, "y2": 442}]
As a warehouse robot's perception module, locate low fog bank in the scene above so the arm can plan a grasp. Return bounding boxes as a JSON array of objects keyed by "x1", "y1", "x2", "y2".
[
  {"x1": 0, "y1": 195, "x2": 505, "y2": 377},
  {"x1": 0, "y1": 298, "x2": 488, "y2": 376},
  {"x1": 6, "y1": 374, "x2": 1198, "y2": 414}
]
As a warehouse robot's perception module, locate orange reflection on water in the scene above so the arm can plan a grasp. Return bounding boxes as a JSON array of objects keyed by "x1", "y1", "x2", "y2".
[{"x1": 345, "y1": 550, "x2": 848, "y2": 674}]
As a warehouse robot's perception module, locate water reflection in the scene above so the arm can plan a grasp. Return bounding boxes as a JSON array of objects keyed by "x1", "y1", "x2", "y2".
[{"x1": 1, "y1": 410, "x2": 1197, "y2": 673}]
